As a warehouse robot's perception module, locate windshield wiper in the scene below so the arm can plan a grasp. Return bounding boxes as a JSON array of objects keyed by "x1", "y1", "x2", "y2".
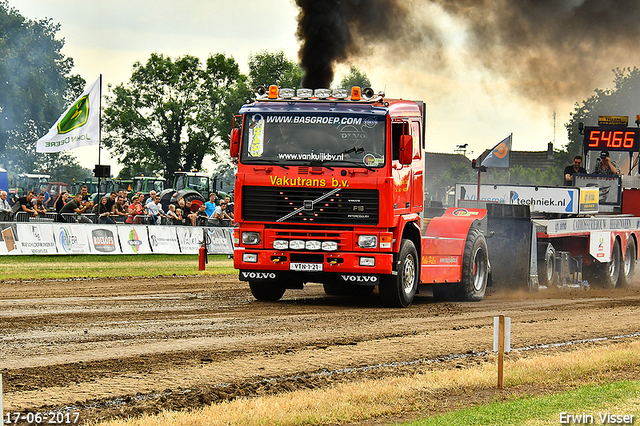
[
  {"x1": 246, "y1": 158, "x2": 289, "y2": 169},
  {"x1": 336, "y1": 160, "x2": 376, "y2": 171},
  {"x1": 335, "y1": 146, "x2": 365, "y2": 156}
]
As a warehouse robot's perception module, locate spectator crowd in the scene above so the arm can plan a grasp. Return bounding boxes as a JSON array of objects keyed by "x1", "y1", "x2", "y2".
[{"x1": 0, "y1": 187, "x2": 234, "y2": 227}]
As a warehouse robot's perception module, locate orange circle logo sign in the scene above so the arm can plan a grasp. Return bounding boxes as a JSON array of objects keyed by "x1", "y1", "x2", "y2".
[{"x1": 494, "y1": 142, "x2": 508, "y2": 159}]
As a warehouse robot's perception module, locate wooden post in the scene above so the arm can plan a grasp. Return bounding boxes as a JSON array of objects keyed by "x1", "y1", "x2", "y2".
[{"x1": 497, "y1": 315, "x2": 505, "y2": 389}]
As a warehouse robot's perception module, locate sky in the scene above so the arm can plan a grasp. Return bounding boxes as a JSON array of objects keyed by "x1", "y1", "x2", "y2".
[{"x1": 12, "y1": 0, "x2": 635, "y2": 174}]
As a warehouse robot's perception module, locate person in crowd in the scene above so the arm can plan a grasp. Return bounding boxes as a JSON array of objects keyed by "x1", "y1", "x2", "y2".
[
  {"x1": 223, "y1": 195, "x2": 234, "y2": 221},
  {"x1": 106, "y1": 191, "x2": 117, "y2": 212},
  {"x1": 211, "y1": 201, "x2": 233, "y2": 227},
  {"x1": 593, "y1": 150, "x2": 620, "y2": 175},
  {"x1": 42, "y1": 189, "x2": 51, "y2": 207},
  {"x1": 33, "y1": 192, "x2": 47, "y2": 217},
  {"x1": 182, "y1": 199, "x2": 197, "y2": 226},
  {"x1": 126, "y1": 195, "x2": 145, "y2": 224},
  {"x1": 59, "y1": 193, "x2": 92, "y2": 223},
  {"x1": 97, "y1": 196, "x2": 115, "y2": 224},
  {"x1": 0, "y1": 190, "x2": 12, "y2": 221},
  {"x1": 175, "y1": 208, "x2": 183, "y2": 225},
  {"x1": 112, "y1": 195, "x2": 129, "y2": 222},
  {"x1": 564, "y1": 155, "x2": 586, "y2": 186},
  {"x1": 204, "y1": 193, "x2": 217, "y2": 217},
  {"x1": 79, "y1": 185, "x2": 94, "y2": 211},
  {"x1": 145, "y1": 190, "x2": 157, "y2": 207},
  {"x1": 17, "y1": 191, "x2": 38, "y2": 220},
  {"x1": 196, "y1": 203, "x2": 209, "y2": 226},
  {"x1": 54, "y1": 191, "x2": 69, "y2": 222},
  {"x1": 166, "y1": 204, "x2": 180, "y2": 225},
  {"x1": 146, "y1": 195, "x2": 165, "y2": 225}
]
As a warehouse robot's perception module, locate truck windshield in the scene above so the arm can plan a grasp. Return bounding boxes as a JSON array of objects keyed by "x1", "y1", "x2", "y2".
[{"x1": 241, "y1": 113, "x2": 386, "y2": 168}]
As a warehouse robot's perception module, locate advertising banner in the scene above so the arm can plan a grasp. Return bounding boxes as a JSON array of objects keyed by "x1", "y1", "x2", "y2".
[
  {"x1": 16, "y1": 223, "x2": 58, "y2": 255},
  {"x1": 87, "y1": 225, "x2": 122, "y2": 254},
  {"x1": 118, "y1": 225, "x2": 152, "y2": 254},
  {"x1": 0, "y1": 224, "x2": 19, "y2": 254},
  {"x1": 455, "y1": 184, "x2": 582, "y2": 214},
  {"x1": 54, "y1": 223, "x2": 91, "y2": 254},
  {"x1": 573, "y1": 174, "x2": 622, "y2": 205},
  {"x1": 176, "y1": 226, "x2": 203, "y2": 254},
  {"x1": 148, "y1": 226, "x2": 180, "y2": 254},
  {"x1": 205, "y1": 227, "x2": 234, "y2": 254}
]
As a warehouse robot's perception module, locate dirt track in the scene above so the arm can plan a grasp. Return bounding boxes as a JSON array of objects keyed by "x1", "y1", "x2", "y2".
[{"x1": 2, "y1": 275, "x2": 640, "y2": 424}]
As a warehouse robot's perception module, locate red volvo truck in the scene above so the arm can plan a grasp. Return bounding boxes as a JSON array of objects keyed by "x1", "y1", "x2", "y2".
[{"x1": 229, "y1": 86, "x2": 490, "y2": 307}]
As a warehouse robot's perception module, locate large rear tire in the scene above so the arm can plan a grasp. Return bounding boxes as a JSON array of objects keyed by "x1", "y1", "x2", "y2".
[
  {"x1": 379, "y1": 239, "x2": 418, "y2": 308},
  {"x1": 460, "y1": 226, "x2": 489, "y2": 301},
  {"x1": 537, "y1": 243, "x2": 557, "y2": 288},
  {"x1": 618, "y1": 238, "x2": 636, "y2": 288},
  {"x1": 589, "y1": 239, "x2": 621, "y2": 289},
  {"x1": 249, "y1": 281, "x2": 286, "y2": 301}
]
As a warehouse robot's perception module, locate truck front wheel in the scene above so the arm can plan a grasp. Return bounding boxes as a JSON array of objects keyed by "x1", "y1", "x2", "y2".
[
  {"x1": 379, "y1": 239, "x2": 418, "y2": 308},
  {"x1": 249, "y1": 281, "x2": 286, "y2": 301}
]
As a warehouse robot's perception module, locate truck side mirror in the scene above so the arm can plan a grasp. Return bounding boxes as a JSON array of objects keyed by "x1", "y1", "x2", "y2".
[
  {"x1": 230, "y1": 128, "x2": 240, "y2": 158},
  {"x1": 399, "y1": 135, "x2": 412, "y2": 165}
]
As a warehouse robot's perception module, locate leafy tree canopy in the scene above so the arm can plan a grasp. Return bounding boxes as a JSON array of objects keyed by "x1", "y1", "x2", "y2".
[
  {"x1": 0, "y1": 0, "x2": 84, "y2": 173},
  {"x1": 339, "y1": 65, "x2": 371, "y2": 89},
  {"x1": 248, "y1": 49, "x2": 303, "y2": 89},
  {"x1": 103, "y1": 53, "x2": 250, "y2": 183}
]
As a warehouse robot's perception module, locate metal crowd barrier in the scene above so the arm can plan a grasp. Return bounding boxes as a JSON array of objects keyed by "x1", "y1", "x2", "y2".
[{"x1": 10, "y1": 211, "x2": 233, "y2": 227}]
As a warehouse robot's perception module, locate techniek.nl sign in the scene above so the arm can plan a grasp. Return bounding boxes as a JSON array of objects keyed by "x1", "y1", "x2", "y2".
[{"x1": 455, "y1": 184, "x2": 582, "y2": 214}]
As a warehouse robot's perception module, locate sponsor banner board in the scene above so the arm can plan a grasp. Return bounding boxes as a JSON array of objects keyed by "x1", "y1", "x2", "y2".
[
  {"x1": 148, "y1": 226, "x2": 180, "y2": 254},
  {"x1": 545, "y1": 216, "x2": 640, "y2": 236},
  {"x1": 455, "y1": 184, "x2": 581, "y2": 214},
  {"x1": 0, "y1": 224, "x2": 19, "y2": 254},
  {"x1": 205, "y1": 227, "x2": 234, "y2": 254},
  {"x1": 86, "y1": 225, "x2": 121, "y2": 254},
  {"x1": 16, "y1": 223, "x2": 57, "y2": 255},
  {"x1": 118, "y1": 225, "x2": 152, "y2": 254},
  {"x1": 176, "y1": 226, "x2": 203, "y2": 254},
  {"x1": 54, "y1": 224, "x2": 91, "y2": 254},
  {"x1": 573, "y1": 174, "x2": 622, "y2": 205}
]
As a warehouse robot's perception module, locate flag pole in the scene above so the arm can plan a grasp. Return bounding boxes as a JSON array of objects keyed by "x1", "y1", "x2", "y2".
[{"x1": 96, "y1": 74, "x2": 103, "y2": 223}]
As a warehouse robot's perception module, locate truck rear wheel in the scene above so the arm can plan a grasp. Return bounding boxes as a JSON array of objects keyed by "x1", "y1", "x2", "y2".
[
  {"x1": 249, "y1": 281, "x2": 286, "y2": 301},
  {"x1": 618, "y1": 238, "x2": 636, "y2": 288},
  {"x1": 537, "y1": 243, "x2": 557, "y2": 288},
  {"x1": 460, "y1": 226, "x2": 489, "y2": 301},
  {"x1": 589, "y1": 239, "x2": 621, "y2": 289},
  {"x1": 379, "y1": 239, "x2": 418, "y2": 308}
]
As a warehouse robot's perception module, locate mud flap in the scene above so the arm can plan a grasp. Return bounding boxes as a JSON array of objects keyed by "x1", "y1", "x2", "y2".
[{"x1": 486, "y1": 204, "x2": 537, "y2": 290}]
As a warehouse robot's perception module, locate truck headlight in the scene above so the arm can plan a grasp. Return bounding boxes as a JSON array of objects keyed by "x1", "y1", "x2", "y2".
[
  {"x1": 289, "y1": 240, "x2": 305, "y2": 250},
  {"x1": 305, "y1": 240, "x2": 322, "y2": 250},
  {"x1": 243, "y1": 253, "x2": 258, "y2": 263},
  {"x1": 242, "y1": 232, "x2": 261, "y2": 245},
  {"x1": 322, "y1": 241, "x2": 338, "y2": 251},
  {"x1": 358, "y1": 235, "x2": 378, "y2": 248},
  {"x1": 273, "y1": 240, "x2": 289, "y2": 250}
]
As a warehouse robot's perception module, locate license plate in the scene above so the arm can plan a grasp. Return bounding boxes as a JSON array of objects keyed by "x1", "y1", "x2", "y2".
[{"x1": 290, "y1": 262, "x2": 323, "y2": 272}]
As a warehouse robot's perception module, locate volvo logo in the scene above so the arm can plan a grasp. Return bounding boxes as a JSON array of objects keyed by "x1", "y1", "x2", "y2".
[
  {"x1": 240, "y1": 271, "x2": 277, "y2": 280},
  {"x1": 340, "y1": 275, "x2": 378, "y2": 283}
]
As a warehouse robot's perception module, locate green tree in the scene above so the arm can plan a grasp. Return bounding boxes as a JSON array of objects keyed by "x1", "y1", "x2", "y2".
[
  {"x1": 0, "y1": 1, "x2": 84, "y2": 172},
  {"x1": 247, "y1": 50, "x2": 302, "y2": 89},
  {"x1": 339, "y1": 65, "x2": 371, "y2": 89},
  {"x1": 432, "y1": 162, "x2": 475, "y2": 191},
  {"x1": 103, "y1": 53, "x2": 249, "y2": 182},
  {"x1": 563, "y1": 67, "x2": 640, "y2": 165}
]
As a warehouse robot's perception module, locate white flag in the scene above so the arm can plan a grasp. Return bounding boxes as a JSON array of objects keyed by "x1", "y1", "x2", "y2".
[{"x1": 36, "y1": 77, "x2": 101, "y2": 153}]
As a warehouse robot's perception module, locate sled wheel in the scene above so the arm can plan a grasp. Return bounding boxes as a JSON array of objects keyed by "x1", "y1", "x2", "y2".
[
  {"x1": 618, "y1": 238, "x2": 636, "y2": 288},
  {"x1": 589, "y1": 239, "x2": 621, "y2": 289},
  {"x1": 537, "y1": 243, "x2": 557, "y2": 288}
]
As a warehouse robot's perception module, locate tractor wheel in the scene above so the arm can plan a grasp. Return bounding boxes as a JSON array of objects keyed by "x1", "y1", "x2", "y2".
[
  {"x1": 589, "y1": 239, "x2": 622, "y2": 289},
  {"x1": 182, "y1": 191, "x2": 205, "y2": 211},
  {"x1": 379, "y1": 239, "x2": 418, "y2": 308},
  {"x1": 618, "y1": 238, "x2": 636, "y2": 288},
  {"x1": 460, "y1": 226, "x2": 489, "y2": 301},
  {"x1": 249, "y1": 281, "x2": 286, "y2": 301},
  {"x1": 537, "y1": 243, "x2": 557, "y2": 289}
]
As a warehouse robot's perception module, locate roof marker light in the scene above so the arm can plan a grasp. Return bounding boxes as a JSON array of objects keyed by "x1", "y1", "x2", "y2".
[
  {"x1": 314, "y1": 88, "x2": 331, "y2": 99},
  {"x1": 332, "y1": 88, "x2": 348, "y2": 99},
  {"x1": 268, "y1": 85, "x2": 279, "y2": 99},
  {"x1": 280, "y1": 88, "x2": 295, "y2": 99},
  {"x1": 350, "y1": 86, "x2": 361, "y2": 101},
  {"x1": 297, "y1": 88, "x2": 313, "y2": 99}
]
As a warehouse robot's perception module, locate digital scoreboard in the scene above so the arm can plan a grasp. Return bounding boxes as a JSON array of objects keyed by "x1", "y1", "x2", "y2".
[{"x1": 583, "y1": 126, "x2": 640, "y2": 152}]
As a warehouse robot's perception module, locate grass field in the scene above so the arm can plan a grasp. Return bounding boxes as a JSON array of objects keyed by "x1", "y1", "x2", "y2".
[{"x1": 0, "y1": 254, "x2": 235, "y2": 280}]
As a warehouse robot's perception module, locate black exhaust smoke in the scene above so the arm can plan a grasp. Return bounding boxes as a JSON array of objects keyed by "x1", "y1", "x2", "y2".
[
  {"x1": 295, "y1": 0, "x2": 640, "y2": 102},
  {"x1": 295, "y1": 0, "x2": 411, "y2": 89}
]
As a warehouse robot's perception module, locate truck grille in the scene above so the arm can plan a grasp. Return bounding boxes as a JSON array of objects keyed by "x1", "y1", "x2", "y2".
[{"x1": 242, "y1": 186, "x2": 379, "y2": 225}]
